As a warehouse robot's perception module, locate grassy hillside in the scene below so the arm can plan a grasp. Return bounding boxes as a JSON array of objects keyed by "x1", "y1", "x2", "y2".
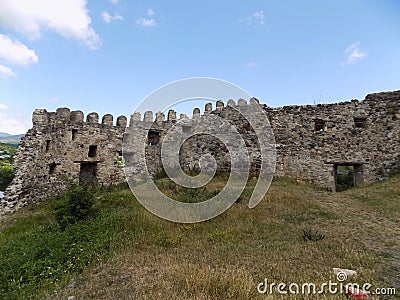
[{"x1": 0, "y1": 176, "x2": 399, "y2": 299}]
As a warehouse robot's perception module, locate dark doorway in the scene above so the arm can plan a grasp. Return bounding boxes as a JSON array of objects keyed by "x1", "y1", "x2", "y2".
[
  {"x1": 79, "y1": 162, "x2": 98, "y2": 183},
  {"x1": 334, "y1": 164, "x2": 363, "y2": 192},
  {"x1": 336, "y1": 165, "x2": 354, "y2": 191}
]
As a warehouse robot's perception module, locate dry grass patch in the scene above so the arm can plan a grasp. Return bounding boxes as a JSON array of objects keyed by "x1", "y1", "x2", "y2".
[{"x1": 2, "y1": 176, "x2": 399, "y2": 299}]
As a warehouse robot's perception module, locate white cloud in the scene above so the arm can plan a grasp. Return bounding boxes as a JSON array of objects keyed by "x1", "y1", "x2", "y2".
[
  {"x1": 110, "y1": 0, "x2": 119, "y2": 4},
  {"x1": 342, "y1": 41, "x2": 367, "y2": 65},
  {"x1": 0, "y1": 34, "x2": 38, "y2": 66},
  {"x1": 0, "y1": 112, "x2": 30, "y2": 134},
  {"x1": 0, "y1": 0, "x2": 101, "y2": 49},
  {"x1": 147, "y1": 9, "x2": 154, "y2": 16},
  {"x1": 101, "y1": 11, "x2": 123, "y2": 24},
  {"x1": 348, "y1": 48, "x2": 367, "y2": 64},
  {"x1": 0, "y1": 64, "x2": 17, "y2": 78},
  {"x1": 0, "y1": 104, "x2": 8, "y2": 110},
  {"x1": 49, "y1": 96, "x2": 59, "y2": 103},
  {"x1": 246, "y1": 10, "x2": 265, "y2": 26},
  {"x1": 246, "y1": 62, "x2": 257, "y2": 68},
  {"x1": 345, "y1": 42, "x2": 358, "y2": 53},
  {"x1": 136, "y1": 17, "x2": 157, "y2": 27},
  {"x1": 137, "y1": 8, "x2": 157, "y2": 27},
  {"x1": 253, "y1": 11, "x2": 265, "y2": 25},
  {"x1": 101, "y1": 12, "x2": 112, "y2": 23}
]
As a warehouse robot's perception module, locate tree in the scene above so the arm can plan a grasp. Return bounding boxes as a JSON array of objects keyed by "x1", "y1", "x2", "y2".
[{"x1": 0, "y1": 161, "x2": 14, "y2": 190}]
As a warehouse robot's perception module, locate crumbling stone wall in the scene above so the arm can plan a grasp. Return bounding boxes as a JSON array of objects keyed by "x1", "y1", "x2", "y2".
[
  {"x1": 268, "y1": 91, "x2": 400, "y2": 190},
  {"x1": 1, "y1": 90, "x2": 399, "y2": 215},
  {"x1": 1, "y1": 108, "x2": 127, "y2": 214}
]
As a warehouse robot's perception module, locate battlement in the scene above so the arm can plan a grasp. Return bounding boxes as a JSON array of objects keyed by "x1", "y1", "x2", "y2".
[
  {"x1": 31, "y1": 91, "x2": 400, "y2": 129},
  {"x1": 31, "y1": 97, "x2": 263, "y2": 128},
  {"x1": 32, "y1": 108, "x2": 128, "y2": 128}
]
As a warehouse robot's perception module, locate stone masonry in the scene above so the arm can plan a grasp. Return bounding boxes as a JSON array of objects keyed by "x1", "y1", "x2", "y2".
[{"x1": 1, "y1": 90, "x2": 399, "y2": 215}]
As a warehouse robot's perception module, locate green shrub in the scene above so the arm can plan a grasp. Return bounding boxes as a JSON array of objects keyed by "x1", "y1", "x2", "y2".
[
  {"x1": 302, "y1": 227, "x2": 325, "y2": 242},
  {"x1": 53, "y1": 184, "x2": 96, "y2": 230},
  {"x1": 0, "y1": 161, "x2": 14, "y2": 190}
]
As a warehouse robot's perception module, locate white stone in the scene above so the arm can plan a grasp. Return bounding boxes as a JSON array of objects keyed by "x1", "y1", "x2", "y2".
[{"x1": 332, "y1": 268, "x2": 357, "y2": 277}]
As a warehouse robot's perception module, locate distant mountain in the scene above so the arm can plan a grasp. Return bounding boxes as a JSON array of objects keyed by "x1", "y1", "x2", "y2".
[
  {"x1": 0, "y1": 133, "x2": 24, "y2": 145},
  {"x1": 0, "y1": 132, "x2": 11, "y2": 138}
]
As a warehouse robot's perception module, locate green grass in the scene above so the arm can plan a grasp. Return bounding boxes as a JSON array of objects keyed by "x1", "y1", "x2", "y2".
[
  {"x1": 0, "y1": 191, "x2": 158, "y2": 299},
  {"x1": 0, "y1": 176, "x2": 399, "y2": 299}
]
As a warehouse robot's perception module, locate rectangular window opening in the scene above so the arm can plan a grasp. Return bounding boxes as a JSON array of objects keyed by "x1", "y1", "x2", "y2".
[
  {"x1": 88, "y1": 145, "x2": 97, "y2": 157},
  {"x1": 49, "y1": 163, "x2": 57, "y2": 175},
  {"x1": 354, "y1": 117, "x2": 366, "y2": 128},
  {"x1": 116, "y1": 151, "x2": 125, "y2": 167},
  {"x1": 148, "y1": 130, "x2": 160, "y2": 145},
  {"x1": 314, "y1": 119, "x2": 325, "y2": 131},
  {"x1": 45, "y1": 140, "x2": 51, "y2": 152},
  {"x1": 182, "y1": 125, "x2": 191, "y2": 133},
  {"x1": 72, "y1": 129, "x2": 78, "y2": 140}
]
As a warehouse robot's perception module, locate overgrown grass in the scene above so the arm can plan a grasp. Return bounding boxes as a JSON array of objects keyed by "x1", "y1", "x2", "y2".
[
  {"x1": 0, "y1": 176, "x2": 399, "y2": 299},
  {"x1": 0, "y1": 188, "x2": 158, "y2": 299}
]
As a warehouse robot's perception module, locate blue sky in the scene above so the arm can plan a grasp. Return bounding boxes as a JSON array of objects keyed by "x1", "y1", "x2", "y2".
[{"x1": 0, "y1": 0, "x2": 399, "y2": 134}]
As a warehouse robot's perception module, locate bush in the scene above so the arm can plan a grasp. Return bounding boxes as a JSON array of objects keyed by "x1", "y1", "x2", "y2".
[
  {"x1": 0, "y1": 161, "x2": 14, "y2": 190},
  {"x1": 53, "y1": 184, "x2": 96, "y2": 230},
  {"x1": 302, "y1": 227, "x2": 325, "y2": 242}
]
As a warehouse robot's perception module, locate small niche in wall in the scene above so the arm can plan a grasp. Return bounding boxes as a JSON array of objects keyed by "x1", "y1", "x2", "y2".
[
  {"x1": 148, "y1": 130, "x2": 160, "y2": 145},
  {"x1": 354, "y1": 117, "x2": 366, "y2": 128},
  {"x1": 314, "y1": 119, "x2": 325, "y2": 131},
  {"x1": 182, "y1": 125, "x2": 191, "y2": 133},
  {"x1": 72, "y1": 129, "x2": 78, "y2": 140},
  {"x1": 116, "y1": 151, "x2": 125, "y2": 167},
  {"x1": 88, "y1": 145, "x2": 97, "y2": 157},
  {"x1": 49, "y1": 163, "x2": 57, "y2": 175},
  {"x1": 45, "y1": 140, "x2": 51, "y2": 152}
]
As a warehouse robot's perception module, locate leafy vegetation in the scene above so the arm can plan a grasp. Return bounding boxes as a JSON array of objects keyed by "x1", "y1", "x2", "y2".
[
  {"x1": 0, "y1": 142, "x2": 17, "y2": 156},
  {"x1": 0, "y1": 143, "x2": 16, "y2": 191},
  {"x1": 53, "y1": 184, "x2": 96, "y2": 230},
  {"x1": 0, "y1": 185, "x2": 155, "y2": 299},
  {"x1": 0, "y1": 161, "x2": 14, "y2": 191}
]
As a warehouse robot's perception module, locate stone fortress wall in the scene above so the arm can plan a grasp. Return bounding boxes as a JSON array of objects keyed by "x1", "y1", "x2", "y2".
[{"x1": 1, "y1": 90, "x2": 399, "y2": 215}]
